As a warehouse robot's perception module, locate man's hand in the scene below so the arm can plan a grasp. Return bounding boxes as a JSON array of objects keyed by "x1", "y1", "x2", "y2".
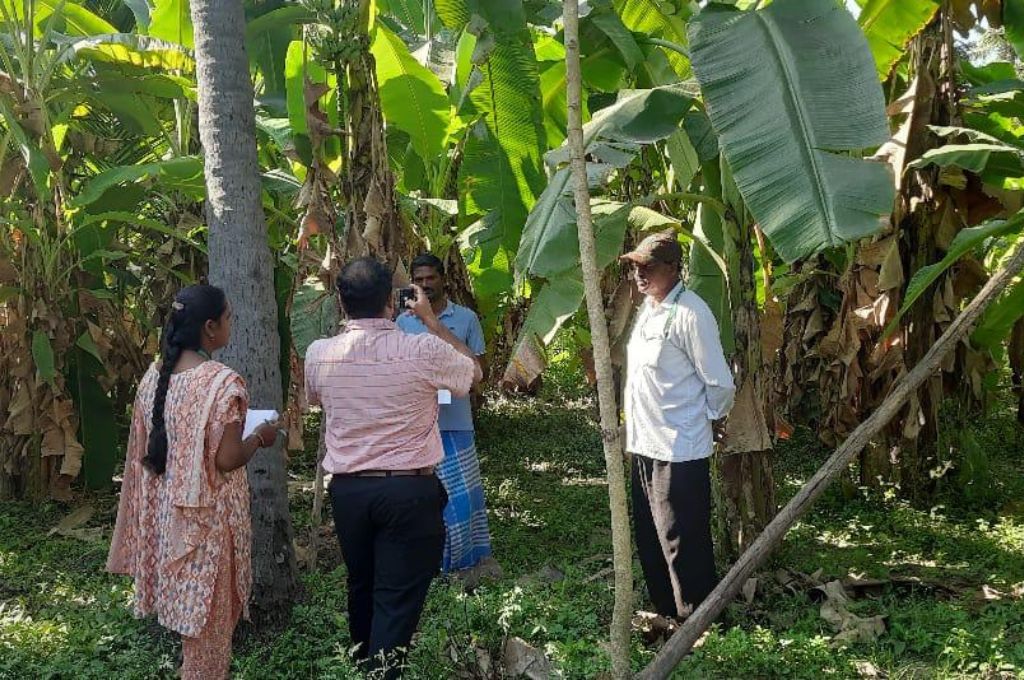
[
  {"x1": 712, "y1": 418, "x2": 727, "y2": 444},
  {"x1": 408, "y1": 284, "x2": 438, "y2": 328}
]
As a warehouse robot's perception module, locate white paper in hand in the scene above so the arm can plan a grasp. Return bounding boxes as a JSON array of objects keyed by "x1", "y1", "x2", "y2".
[
  {"x1": 243, "y1": 409, "x2": 279, "y2": 438},
  {"x1": 437, "y1": 390, "x2": 452, "y2": 405}
]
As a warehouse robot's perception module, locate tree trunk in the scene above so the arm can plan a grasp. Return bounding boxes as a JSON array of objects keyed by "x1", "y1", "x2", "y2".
[
  {"x1": 564, "y1": 2, "x2": 633, "y2": 677},
  {"x1": 719, "y1": 224, "x2": 775, "y2": 556},
  {"x1": 690, "y1": 158, "x2": 775, "y2": 559},
  {"x1": 897, "y1": 17, "x2": 959, "y2": 498},
  {"x1": 190, "y1": 0, "x2": 297, "y2": 622},
  {"x1": 337, "y1": 0, "x2": 409, "y2": 269}
]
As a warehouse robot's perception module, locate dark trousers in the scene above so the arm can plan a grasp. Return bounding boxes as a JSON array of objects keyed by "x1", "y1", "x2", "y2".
[
  {"x1": 631, "y1": 455, "x2": 718, "y2": 618},
  {"x1": 328, "y1": 474, "x2": 447, "y2": 678}
]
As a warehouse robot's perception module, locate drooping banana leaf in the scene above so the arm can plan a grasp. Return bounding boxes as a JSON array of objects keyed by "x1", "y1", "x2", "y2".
[
  {"x1": 283, "y1": 39, "x2": 339, "y2": 168},
  {"x1": 436, "y1": 0, "x2": 547, "y2": 328},
  {"x1": 689, "y1": 0, "x2": 894, "y2": 263},
  {"x1": 69, "y1": 34, "x2": 196, "y2": 72},
  {"x1": 379, "y1": 0, "x2": 427, "y2": 34},
  {"x1": 884, "y1": 211, "x2": 1024, "y2": 337},
  {"x1": 67, "y1": 347, "x2": 118, "y2": 490},
  {"x1": 291, "y1": 277, "x2": 340, "y2": 359},
  {"x1": 907, "y1": 126, "x2": 1024, "y2": 184},
  {"x1": 28, "y1": 0, "x2": 117, "y2": 36},
  {"x1": 516, "y1": 84, "x2": 694, "y2": 279},
  {"x1": 856, "y1": 0, "x2": 941, "y2": 79},
  {"x1": 70, "y1": 156, "x2": 204, "y2": 208}
]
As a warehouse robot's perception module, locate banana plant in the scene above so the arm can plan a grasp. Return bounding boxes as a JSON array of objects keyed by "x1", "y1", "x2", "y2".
[{"x1": 0, "y1": 0, "x2": 206, "y2": 496}]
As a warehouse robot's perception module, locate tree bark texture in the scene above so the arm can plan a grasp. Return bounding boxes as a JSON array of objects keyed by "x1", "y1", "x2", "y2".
[
  {"x1": 719, "y1": 162, "x2": 776, "y2": 558},
  {"x1": 639, "y1": 239, "x2": 1024, "y2": 679},
  {"x1": 564, "y1": 2, "x2": 633, "y2": 677},
  {"x1": 337, "y1": 0, "x2": 410, "y2": 271},
  {"x1": 190, "y1": 0, "x2": 297, "y2": 621}
]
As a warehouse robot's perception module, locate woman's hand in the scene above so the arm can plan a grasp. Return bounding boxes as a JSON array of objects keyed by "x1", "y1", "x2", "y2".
[
  {"x1": 253, "y1": 421, "x2": 280, "y2": 448},
  {"x1": 216, "y1": 419, "x2": 281, "y2": 473}
]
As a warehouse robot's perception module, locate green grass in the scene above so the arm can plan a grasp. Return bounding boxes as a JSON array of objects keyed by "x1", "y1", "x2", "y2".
[{"x1": 1, "y1": 375, "x2": 1023, "y2": 678}]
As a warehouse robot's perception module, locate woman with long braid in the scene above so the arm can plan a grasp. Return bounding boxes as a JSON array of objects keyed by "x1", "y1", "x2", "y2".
[{"x1": 107, "y1": 285, "x2": 280, "y2": 678}]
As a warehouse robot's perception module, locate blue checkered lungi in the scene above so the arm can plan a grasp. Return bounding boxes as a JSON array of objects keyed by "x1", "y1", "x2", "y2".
[{"x1": 438, "y1": 430, "x2": 493, "y2": 573}]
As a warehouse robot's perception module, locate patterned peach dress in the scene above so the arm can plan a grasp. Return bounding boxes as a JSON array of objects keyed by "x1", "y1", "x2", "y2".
[{"x1": 107, "y1": 360, "x2": 252, "y2": 679}]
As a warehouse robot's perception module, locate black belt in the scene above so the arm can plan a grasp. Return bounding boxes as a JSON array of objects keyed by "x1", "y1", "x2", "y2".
[{"x1": 337, "y1": 466, "x2": 435, "y2": 478}]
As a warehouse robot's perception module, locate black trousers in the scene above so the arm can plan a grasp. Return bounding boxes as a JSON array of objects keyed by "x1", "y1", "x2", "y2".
[
  {"x1": 328, "y1": 474, "x2": 447, "y2": 678},
  {"x1": 631, "y1": 455, "x2": 718, "y2": 618}
]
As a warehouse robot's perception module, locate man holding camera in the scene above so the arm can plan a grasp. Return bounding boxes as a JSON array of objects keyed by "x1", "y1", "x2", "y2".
[
  {"x1": 304, "y1": 257, "x2": 482, "y2": 676},
  {"x1": 397, "y1": 253, "x2": 495, "y2": 575}
]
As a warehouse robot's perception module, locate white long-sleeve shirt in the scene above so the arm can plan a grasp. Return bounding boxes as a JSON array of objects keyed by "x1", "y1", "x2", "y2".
[{"x1": 625, "y1": 282, "x2": 736, "y2": 462}]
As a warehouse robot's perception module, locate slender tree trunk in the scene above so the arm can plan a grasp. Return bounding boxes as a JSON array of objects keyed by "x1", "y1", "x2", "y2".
[
  {"x1": 564, "y1": 2, "x2": 633, "y2": 677},
  {"x1": 190, "y1": 0, "x2": 297, "y2": 622}
]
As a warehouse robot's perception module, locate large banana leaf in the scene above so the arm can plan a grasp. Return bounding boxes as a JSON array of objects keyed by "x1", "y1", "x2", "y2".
[
  {"x1": 437, "y1": 0, "x2": 547, "y2": 327},
  {"x1": 689, "y1": 0, "x2": 894, "y2": 263},
  {"x1": 379, "y1": 0, "x2": 427, "y2": 34},
  {"x1": 291, "y1": 277, "x2": 340, "y2": 359},
  {"x1": 149, "y1": 0, "x2": 193, "y2": 49},
  {"x1": 856, "y1": 0, "x2": 940, "y2": 79},
  {"x1": 371, "y1": 23, "x2": 449, "y2": 162},
  {"x1": 283, "y1": 40, "x2": 339, "y2": 167},
  {"x1": 22, "y1": 0, "x2": 117, "y2": 36},
  {"x1": 516, "y1": 84, "x2": 694, "y2": 279}
]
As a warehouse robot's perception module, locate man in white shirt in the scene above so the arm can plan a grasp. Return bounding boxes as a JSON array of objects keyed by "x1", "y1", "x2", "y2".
[{"x1": 621, "y1": 230, "x2": 736, "y2": 619}]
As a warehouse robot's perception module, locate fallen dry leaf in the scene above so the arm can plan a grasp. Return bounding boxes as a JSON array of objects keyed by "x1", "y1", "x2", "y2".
[
  {"x1": 818, "y1": 579, "x2": 888, "y2": 647},
  {"x1": 502, "y1": 637, "x2": 555, "y2": 679},
  {"x1": 854, "y1": 659, "x2": 887, "y2": 678},
  {"x1": 48, "y1": 505, "x2": 94, "y2": 537}
]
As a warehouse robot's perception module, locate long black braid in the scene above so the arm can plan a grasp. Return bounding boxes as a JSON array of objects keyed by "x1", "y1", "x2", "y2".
[{"x1": 143, "y1": 285, "x2": 227, "y2": 475}]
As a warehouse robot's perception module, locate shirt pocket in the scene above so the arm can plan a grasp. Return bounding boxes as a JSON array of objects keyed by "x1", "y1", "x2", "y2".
[{"x1": 638, "y1": 327, "x2": 668, "y2": 369}]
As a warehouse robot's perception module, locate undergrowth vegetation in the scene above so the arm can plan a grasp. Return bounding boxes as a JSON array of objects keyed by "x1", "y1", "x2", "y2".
[{"x1": 1, "y1": 361, "x2": 1022, "y2": 678}]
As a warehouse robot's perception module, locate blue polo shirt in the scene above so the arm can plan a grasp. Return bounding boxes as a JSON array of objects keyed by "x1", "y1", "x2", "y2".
[{"x1": 396, "y1": 301, "x2": 485, "y2": 432}]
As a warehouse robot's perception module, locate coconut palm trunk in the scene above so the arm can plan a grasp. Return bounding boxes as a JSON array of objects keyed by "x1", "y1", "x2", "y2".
[{"x1": 190, "y1": 0, "x2": 297, "y2": 620}]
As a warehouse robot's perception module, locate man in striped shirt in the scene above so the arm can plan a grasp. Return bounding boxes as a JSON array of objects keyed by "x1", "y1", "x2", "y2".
[{"x1": 305, "y1": 257, "x2": 481, "y2": 677}]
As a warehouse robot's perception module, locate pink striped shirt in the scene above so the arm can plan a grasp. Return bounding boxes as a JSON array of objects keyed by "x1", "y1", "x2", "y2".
[{"x1": 304, "y1": 318, "x2": 475, "y2": 474}]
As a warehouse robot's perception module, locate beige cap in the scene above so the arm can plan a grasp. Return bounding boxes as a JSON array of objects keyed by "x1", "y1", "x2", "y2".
[{"x1": 619, "y1": 229, "x2": 682, "y2": 266}]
